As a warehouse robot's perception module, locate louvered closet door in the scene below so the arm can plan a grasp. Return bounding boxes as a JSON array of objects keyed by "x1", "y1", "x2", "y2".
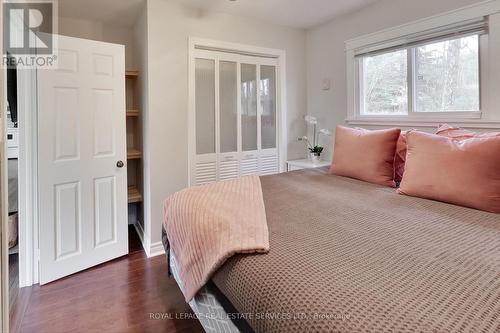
[
  {"x1": 192, "y1": 51, "x2": 280, "y2": 186},
  {"x1": 219, "y1": 61, "x2": 239, "y2": 180},
  {"x1": 240, "y1": 63, "x2": 259, "y2": 176},
  {"x1": 194, "y1": 58, "x2": 217, "y2": 185},
  {"x1": 259, "y1": 65, "x2": 279, "y2": 175}
]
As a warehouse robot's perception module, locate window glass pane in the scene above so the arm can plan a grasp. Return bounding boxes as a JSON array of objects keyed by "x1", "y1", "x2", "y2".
[
  {"x1": 219, "y1": 61, "x2": 237, "y2": 153},
  {"x1": 362, "y1": 49, "x2": 408, "y2": 115},
  {"x1": 195, "y1": 59, "x2": 215, "y2": 154},
  {"x1": 415, "y1": 35, "x2": 479, "y2": 112},
  {"x1": 241, "y1": 64, "x2": 257, "y2": 151},
  {"x1": 260, "y1": 65, "x2": 276, "y2": 149}
]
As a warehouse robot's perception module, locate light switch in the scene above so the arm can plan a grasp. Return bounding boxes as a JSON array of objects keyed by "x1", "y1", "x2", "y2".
[{"x1": 322, "y1": 79, "x2": 331, "y2": 91}]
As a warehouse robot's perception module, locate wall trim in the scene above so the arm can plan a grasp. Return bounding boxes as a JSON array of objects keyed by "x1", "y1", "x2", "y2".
[
  {"x1": 148, "y1": 241, "x2": 165, "y2": 258},
  {"x1": 18, "y1": 68, "x2": 39, "y2": 287},
  {"x1": 346, "y1": 119, "x2": 500, "y2": 129},
  {"x1": 134, "y1": 221, "x2": 164, "y2": 257},
  {"x1": 133, "y1": 222, "x2": 145, "y2": 246},
  {"x1": 0, "y1": 1, "x2": 9, "y2": 327},
  {"x1": 345, "y1": 0, "x2": 500, "y2": 51},
  {"x1": 190, "y1": 37, "x2": 286, "y2": 59}
]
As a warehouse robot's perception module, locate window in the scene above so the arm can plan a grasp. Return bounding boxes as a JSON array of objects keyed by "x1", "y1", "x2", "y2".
[
  {"x1": 415, "y1": 35, "x2": 479, "y2": 112},
  {"x1": 347, "y1": 11, "x2": 491, "y2": 122},
  {"x1": 362, "y1": 49, "x2": 408, "y2": 115},
  {"x1": 359, "y1": 35, "x2": 480, "y2": 116}
]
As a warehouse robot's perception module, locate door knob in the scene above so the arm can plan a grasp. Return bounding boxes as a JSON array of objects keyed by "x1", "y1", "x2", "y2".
[{"x1": 116, "y1": 160, "x2": 124, "y2": 168}]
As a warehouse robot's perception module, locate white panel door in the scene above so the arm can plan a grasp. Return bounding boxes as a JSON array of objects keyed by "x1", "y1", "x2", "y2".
[{"x1": 38, "y1": 35, "x2": 127, "y2": 284}]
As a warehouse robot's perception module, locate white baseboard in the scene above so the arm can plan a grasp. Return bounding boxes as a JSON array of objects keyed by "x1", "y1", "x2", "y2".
[
  {"x1": 133, "y1": 222, "x2": 164, "y2": 257},
  {"x1": 133, "y1": 222, "x2": 151, "y2": 256},
  {"x1": 133, "y1": 222, "x2": 144, "y2": 242},
  {"x1": 148, "y1": 241, "x2": 166, "y2": 258}
]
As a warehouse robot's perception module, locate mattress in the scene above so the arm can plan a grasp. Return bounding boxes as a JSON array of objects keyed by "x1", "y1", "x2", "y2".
[
  {"x1": 168, "y1": 252, "x2": 241, "y2": 333},
  {"x1": 210, "y1": 167, "x2": 500, "y2": 332}
]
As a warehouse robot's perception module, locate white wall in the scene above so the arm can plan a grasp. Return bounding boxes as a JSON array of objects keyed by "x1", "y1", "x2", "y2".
[
  {"x1": 306, "y1": 0, "x2": 488, "y2": 157},
  {"x1": 145, "y1": 0, "x2": 307, "y2": 246},
  {"x1": 59, "y1": 17, "x2": 136, "y2": 69}
]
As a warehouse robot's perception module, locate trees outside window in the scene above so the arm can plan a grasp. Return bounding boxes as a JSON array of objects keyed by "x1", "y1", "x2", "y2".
[{"x1": 360, "y1": 35, "x2": 480, "y2": 115}]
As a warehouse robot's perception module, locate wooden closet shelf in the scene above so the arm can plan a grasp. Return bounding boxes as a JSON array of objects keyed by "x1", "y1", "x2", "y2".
[
  {"x1": 125, "y1": 70, "x2": 139, "y2": 78},
  {"x1": 128, "y1": 186, "x2": 142, "y2": 203},
  {"x1": 126, "y1": 110, "x2": 140, "y2": 117},
  {"x1": 127, "y1": 149, "x2": 142, "y2": 160}
]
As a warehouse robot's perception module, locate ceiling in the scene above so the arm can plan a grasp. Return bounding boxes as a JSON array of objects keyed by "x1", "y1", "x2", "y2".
[
  {"x1": 59, "y1": 0, "x2": 145, "y2": 27},
  {"x1": 169, "y1": 0, "x2": 380, "y2": 29},
  {"x1": 58, "y1": 0, "x2": 380, "y2": 29}
]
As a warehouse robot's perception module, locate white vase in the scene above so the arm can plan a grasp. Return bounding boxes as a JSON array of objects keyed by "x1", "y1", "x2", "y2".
[{"x1": 310, "y1": 153, "x2": 321, "y2": 164}]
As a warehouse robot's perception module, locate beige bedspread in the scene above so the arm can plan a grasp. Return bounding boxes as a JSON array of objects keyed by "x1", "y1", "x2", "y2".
[
  {"x1": 163, "y1": 175, "x2": 269, "y2": 301},
  {"x1": 212, "y1": 167, "x2": 500, "y2": 333}
]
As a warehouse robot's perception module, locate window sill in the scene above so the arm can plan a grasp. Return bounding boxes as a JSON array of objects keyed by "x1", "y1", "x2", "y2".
[{"x1": 345, "y1": 114, "x2": 500, "y2": 129}]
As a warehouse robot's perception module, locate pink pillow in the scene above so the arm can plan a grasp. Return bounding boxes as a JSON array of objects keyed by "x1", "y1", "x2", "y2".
[
  {"x1": 394, "y1": 131, "x2": 409, "y2": 183},
  {"x1": 330, "y1": 126, "x2": 401, "y2": 187},
  {"x1": 399, "y1": 131, "x2": 500, "y2": 213},
  {"x1": 437, "y1": 124, "x2": 500, "y2": 140}
]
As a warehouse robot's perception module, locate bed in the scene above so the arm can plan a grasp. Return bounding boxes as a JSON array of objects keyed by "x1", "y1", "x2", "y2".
[{"x1": 163, "y1": 166, "x2": 500, "y2": 333}]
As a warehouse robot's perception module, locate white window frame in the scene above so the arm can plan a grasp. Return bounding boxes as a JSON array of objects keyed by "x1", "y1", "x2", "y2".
[{"x1": 345, "y1": 0, "x2": 500, "y2": 128}]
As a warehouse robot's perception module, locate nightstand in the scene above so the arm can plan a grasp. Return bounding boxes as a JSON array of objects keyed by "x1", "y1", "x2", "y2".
[{"x1": 286, "y1": 159, "x2": 331, "y2": 172}]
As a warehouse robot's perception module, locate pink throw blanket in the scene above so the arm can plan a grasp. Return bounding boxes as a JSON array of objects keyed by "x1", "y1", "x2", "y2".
[{"x1": 163, "y1": 175, "x2": 269, "y2": 301}]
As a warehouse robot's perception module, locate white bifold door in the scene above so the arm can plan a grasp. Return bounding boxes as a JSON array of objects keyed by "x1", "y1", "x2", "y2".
[
  {"x1": 191, "y1": 50, "x2": 280, "y2": 186},
  {"x1": 38, "y1": 35, "x2": 127, "y2": 284}
]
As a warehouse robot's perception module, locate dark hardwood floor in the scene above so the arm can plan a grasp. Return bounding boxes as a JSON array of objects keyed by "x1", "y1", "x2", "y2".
[
  {"x1": 10, "y1": 226, "x2": 205, "y2": 333},
  {"x1": 9, "y1": 252, "x2": 19, "y2": 311}
]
